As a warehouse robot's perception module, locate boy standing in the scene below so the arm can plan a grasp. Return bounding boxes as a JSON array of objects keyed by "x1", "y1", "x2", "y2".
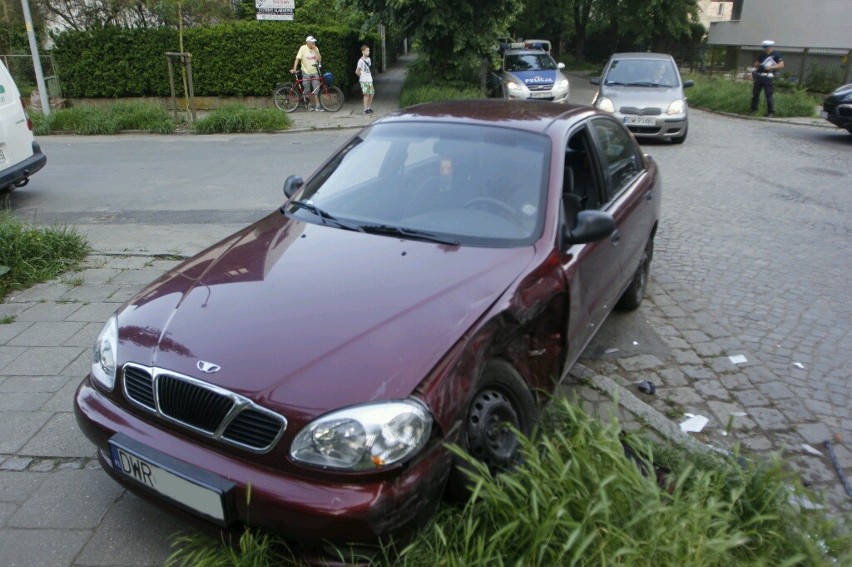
[{"x1": 356, "y1": 45, "x2": 374, "y2": 115}]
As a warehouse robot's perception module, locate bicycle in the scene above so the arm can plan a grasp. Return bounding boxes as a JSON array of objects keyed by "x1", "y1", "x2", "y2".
[{"x1": 273, "y1": 62, "x2": 345, "y2": 113}]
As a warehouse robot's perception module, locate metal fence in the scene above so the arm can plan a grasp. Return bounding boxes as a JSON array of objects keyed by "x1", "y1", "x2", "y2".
[{"x1": 0, "y1": 53, "x2": 62, "y2": 98}]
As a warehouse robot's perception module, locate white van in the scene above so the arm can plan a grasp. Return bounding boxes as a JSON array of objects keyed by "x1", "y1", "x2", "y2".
[{"x1": 0, "y1": 60, "x2": 46, "y2": 192}]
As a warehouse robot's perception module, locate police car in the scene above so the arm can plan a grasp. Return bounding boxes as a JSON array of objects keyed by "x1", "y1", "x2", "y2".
[{"x1": 489, "y1": 42, "x2": 570, "y2": 103}]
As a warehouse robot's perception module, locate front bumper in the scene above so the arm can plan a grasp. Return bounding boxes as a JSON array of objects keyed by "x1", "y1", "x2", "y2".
[
  {"x1": 821, "y1": 102, "x2": 852, "y2": 130},
  {"x1": 615, "y1": 113, "x2": 688, "y2": 139},
  {"x1": 74, "y1": 376, "x2": 452, "y2": 548}
]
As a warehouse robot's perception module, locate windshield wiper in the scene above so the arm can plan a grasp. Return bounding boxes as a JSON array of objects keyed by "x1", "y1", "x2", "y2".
[
  {"x1": 359, "y1": 224, "x2": 460, "y2": 246},
  {"x1": 626, "y1": 81, "x2": 659, "y2": 87},
  {"x1": 289, "y1": 200, "x2": 363, "y2": 232},
  {"x1": 605, "y1": 81, "x2": 629, "y2": 86}
]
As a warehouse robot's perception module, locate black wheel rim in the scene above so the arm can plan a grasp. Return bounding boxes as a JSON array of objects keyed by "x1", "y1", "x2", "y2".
[{"x1": 467, "y1": 389, "x2": 520, "y2": 472}]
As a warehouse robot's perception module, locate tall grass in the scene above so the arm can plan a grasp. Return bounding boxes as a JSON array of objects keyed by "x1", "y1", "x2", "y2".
[
  {"x1": 193, "y1": 105, "x2": 291, "y2": 134},
  {"x1": 0, "y1": 211, "x2": 90, "y2": 300},
  {"x1": 32, "y1": 102, "x2": 176, "y2": 135},
  {"x1": 686, "y1": 74, "x2": 820, "y2": 117},
  {"x1": 167, "y1": 399, "x2": 849, "y2": 567}
]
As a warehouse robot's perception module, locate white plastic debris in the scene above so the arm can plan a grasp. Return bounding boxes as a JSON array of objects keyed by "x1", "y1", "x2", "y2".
[
  {"x1": 792, "y1": 362, "x2": 805, "y2": 369},
  {"x1": 605, "y1": 348, "x2": 619, "y2": 354},
  {"x1": 679, "y1": 413, "x2": 709, "y2": 433},
  {"x1": 802, "y1": 444, "x2": 824, "y2": 457},
  {"x1": 731, "y1": 411, "x2": 748, "y2": 417},
  {"x1": 729, "y1": 354, "x2": 748, "y2": 364},
  {"x1": 632, "y1": 341, "x2": 639, "y2": 346}
]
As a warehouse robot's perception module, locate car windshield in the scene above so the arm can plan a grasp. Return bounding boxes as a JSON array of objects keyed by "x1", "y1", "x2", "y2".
[
  {"x1": 505, "y1": 52, "x2": 558, "y2": 72},
  {"x1": 288, "y1": 122, "x2": 551, "y2": 247},
  {"x1": 605, "y1": 59, "x2": 678, "y2": 88}
]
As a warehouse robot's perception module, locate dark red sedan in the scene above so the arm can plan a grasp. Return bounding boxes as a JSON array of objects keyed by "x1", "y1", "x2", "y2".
[{"x1": 75, "y1": 100, "x2": 660, "y2": 557}]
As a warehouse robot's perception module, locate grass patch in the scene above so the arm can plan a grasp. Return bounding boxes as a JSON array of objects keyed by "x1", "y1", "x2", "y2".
[
  {"x1": 400, "y1": 57, "x2": 483, "y2": 107},
  {"x1": 0, "y1": 211, "x2": 90, "y2": 301},
  {"x1": 193, "y1": 105, "x2": 291, "y2": 134},
  {"x1": 166, "y1": 399, "x2": 849, "y2": 566},
  {"x1": 31, "y1": 102, "x2": 176, "y2": 135},
  {"x1": 685, "y1": 74, "x2": 821, "y2": 117}
]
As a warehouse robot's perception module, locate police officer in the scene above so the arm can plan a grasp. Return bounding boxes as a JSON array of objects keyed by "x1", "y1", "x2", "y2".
[{"x1": 751, "y1": 40, "x2": 784, "y2": 117}]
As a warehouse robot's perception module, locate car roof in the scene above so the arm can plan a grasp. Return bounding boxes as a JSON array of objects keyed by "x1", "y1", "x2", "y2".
[
  {"x1": 608, "y1": 52, "x2": 674, "y2": 61},
  {"x1": 378, "y1": 100, "x2": 597, "y2": 135}
]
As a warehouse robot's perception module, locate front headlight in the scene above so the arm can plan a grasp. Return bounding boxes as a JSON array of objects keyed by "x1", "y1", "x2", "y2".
[
  {"x1": 667, "y1": 99, "x2": 685, "y2": 115},
  {"x1": 92, "y1": 315, "x2": 118, "y2": 390},
  {"x1": 556, "y1": 79, "x2": 569, "y2": 92},
  {"x1": 596, "y1": 97, "x2": 615, "y2": 113},
  {"x1": 291, "y1": 400, "x2": 432, "y2": 471},
  {"x1": 506, "y1": 80, "x2": 527, "y2": 96}
]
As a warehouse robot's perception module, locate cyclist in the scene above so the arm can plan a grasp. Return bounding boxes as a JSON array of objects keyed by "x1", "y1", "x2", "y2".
[{"x1": 291, "y1": 35, "x2": 323, "y2": 111}]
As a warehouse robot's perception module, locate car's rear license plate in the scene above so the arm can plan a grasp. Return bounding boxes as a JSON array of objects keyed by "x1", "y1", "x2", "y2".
[
  {"x1": 108, "y1": 433, "x2": 234, "y2": 525},
  {"x1": 623, "y1": 116, "x2": 657, "y2": 126},
  {"x1": 819, "y1": 110, "x2": 828, "y2": 119}
]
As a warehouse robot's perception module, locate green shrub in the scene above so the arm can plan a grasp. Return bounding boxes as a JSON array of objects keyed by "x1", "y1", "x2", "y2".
[
  {"x1": 399, "y1": 56, "x2": 483, "y2": 107},
  {"x1": 193, "y1": 105, "x2": 291, "y2": 133},
  {"x1": 52, "y1": 23, "x2": 376, "y2": 99},
  {"x1": 0, "y1": 211, "x2": 90, "y2": 301}
]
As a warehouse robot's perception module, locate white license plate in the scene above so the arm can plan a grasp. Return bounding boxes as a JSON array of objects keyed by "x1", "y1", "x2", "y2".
[
  {"x1": 819, "y1": 110, "x2": 828, "y2": 119},
  {"x1": 0, "y1": 147, "x2": 6, "y2": 166},
  {"x1": 623, "y1": 116, "x2": 657, "y2": 126},
  {"x1": 109, "y1": 434, "x2": 232, "y2": 524},
  {"x1": 529, "y1": 91, "x2": 552, "y2": 99}
]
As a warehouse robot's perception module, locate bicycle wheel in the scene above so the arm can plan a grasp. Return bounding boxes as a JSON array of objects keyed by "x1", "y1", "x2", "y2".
[
  {"x1": 319, "y1": 85, "x2": 344, "y2": 112},
  {"x1": 274, "y1": 84, "x2": 300, "y2": 113}
]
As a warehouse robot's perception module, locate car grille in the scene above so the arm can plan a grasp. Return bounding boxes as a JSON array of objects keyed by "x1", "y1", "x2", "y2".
[
  {"x1": 528, "y1": 84, "x2": 552, "y2": 92},
  {"x1": 122, "y1": 363, "x2": 287, "y2": 453},
  {"x1": 620, "y1": 106, "x2": 662, "y2": 116}
]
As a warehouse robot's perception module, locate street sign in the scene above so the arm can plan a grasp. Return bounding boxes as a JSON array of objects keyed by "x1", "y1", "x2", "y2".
[{"x1": 256, "y1": 0, "x2": 295, "y2": 21}]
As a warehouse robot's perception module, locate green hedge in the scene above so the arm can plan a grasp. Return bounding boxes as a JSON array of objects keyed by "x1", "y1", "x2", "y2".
[{"x1": 52, "y1": 23, "x2": 378, "y2": 98}]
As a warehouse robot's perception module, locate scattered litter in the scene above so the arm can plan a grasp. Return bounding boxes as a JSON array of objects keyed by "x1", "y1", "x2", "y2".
[
  {"x1": 679, "y1": 414, "x2": 709, "y2": 433},
  {"x1": 605, "y1": 348, "x2": 619, "y2": 354},
  {"x1": 632, "y1": 341, "x2": 639, "y2": 346},
  {"x1": 792, "y1": 362, "x2": 805, "y2": 369},
  {"x1": 801, "y1": 444, "x2": 823, "y2": 457},
  {"x1": 823, "y1": 439, "x2": 852, "y2": 497},
  {"x1": 729, "y1": 354, "x2": 748, "y2": 364},
  {"x1": 730, "y1": 411, "x2": 748, "y2": 417},
  {"x1": 721, "y1": 431, "x2": 728, "y2": 436},
  {"x1": 789, "y1": 494, "x2": 825, "y2": 511},
  {"x1": 636, "y1": 381, "x2": 656, "y2": 395}
]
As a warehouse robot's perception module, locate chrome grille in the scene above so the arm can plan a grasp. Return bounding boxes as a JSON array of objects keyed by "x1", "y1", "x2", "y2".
[
  {"x1": 528, "y1": 84, "x2": 552, "y2": 92},
  {"x1": 620, "y1": 106, "x2": 662, "y2": 116},
  {"x1": 122, "y1": 363, "x2": 287, "y2": 453}
]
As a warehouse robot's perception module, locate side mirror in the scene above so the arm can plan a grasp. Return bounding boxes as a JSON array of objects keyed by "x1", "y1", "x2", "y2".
[
  {"x1": 590, "y1": 77, "x2": 600, "y2": 85},
  {"x1": 564, "y1": 210, "x2": 616, "y2": 245},
  {"x1": 682, "y1": 79, "x2": 694, "y2": 89},
  {"x1": 557, "y1": 62, "x2": 565, "y2": 70},
  {"x1": 283, "y1": 175, "x2": 304, "y2": 198}
]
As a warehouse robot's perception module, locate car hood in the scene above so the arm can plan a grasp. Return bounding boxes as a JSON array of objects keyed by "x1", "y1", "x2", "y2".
[
  {"x1": 826, "y1": 83, "x2": 852, "y2": 102},
  {"x1": 504, "y1": 69, "x2": 563, "y2": 88},
  {"x1": 600, "y1": 85, "x2": 684, "y2": 107},
  {"x1": 116, "y1": 212, "x2": 536, "y2": 418}
]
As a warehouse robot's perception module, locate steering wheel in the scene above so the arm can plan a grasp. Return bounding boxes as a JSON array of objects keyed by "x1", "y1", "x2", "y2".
[{"x1": 463, "y1": 197, "x2": 524, "y2": 228}]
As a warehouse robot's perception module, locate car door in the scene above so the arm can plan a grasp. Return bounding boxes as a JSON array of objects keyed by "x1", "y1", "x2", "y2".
[
  {"x1": 559, "y1": 123, "x2": 625, "y2": 366},
  {"x1": 587, "y1": 117, "x2": 655, "y2": 290}
]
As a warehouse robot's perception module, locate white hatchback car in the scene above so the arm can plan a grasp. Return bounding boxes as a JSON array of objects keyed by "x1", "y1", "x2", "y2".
[{"x1": 0, "y1": 61, "x2": 46, "y2": 192}]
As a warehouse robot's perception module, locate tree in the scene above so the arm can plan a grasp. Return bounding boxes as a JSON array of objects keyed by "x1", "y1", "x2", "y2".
[
  {"x1": 346, "y1": 0, "x2": 524, "y2": 83},
  {"x1": 34, "y1": 0, "x2": 236, "y2": 32},
  {"x1": 618, "y1": 0, "x2": 699, "y2": 52}
]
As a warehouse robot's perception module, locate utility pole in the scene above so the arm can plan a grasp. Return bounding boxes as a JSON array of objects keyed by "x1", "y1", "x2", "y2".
[{"x1": 20, "y1": 0, "x2": 50, "y2": 117}]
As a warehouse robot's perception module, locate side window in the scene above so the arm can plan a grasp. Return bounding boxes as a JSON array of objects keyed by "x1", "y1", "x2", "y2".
[
  {"x1": 562, "y1": 127, "x2": 603, "y2": 225},
  {"x1": 590, "y1": 118, "x2": 643, "y2": 200}
]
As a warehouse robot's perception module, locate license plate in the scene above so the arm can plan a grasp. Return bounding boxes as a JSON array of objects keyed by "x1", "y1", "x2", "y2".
[
  {"x1": 530, "y1": 91, "x2": 552, "y2": 99},
  {"x1": 623, "y1": 116, "x2": 657, "y2": 126},
  {"x1": 0, "y1": 148, "x2": 6, "y2": 166},
  {"x1": 108, "y1": 433, "x2": 234, "y2": 525},
  {"x1": 819, "y1": 110, "x2": 828, "y2": 119}
]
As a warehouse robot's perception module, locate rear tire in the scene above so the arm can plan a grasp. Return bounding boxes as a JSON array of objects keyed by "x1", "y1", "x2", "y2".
[
  {"x1": 274, "y1": 85, "x2": 299, "y2": 113},
  {"x1": 444, "y1": 359, "x2": 538, "y2": 502},
  {"x1": 616, "y1": 237, "x2": 654, "y2": 311},
  {"x1": 319, "y1": 86, "x2": 344, "y2": 112}
]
